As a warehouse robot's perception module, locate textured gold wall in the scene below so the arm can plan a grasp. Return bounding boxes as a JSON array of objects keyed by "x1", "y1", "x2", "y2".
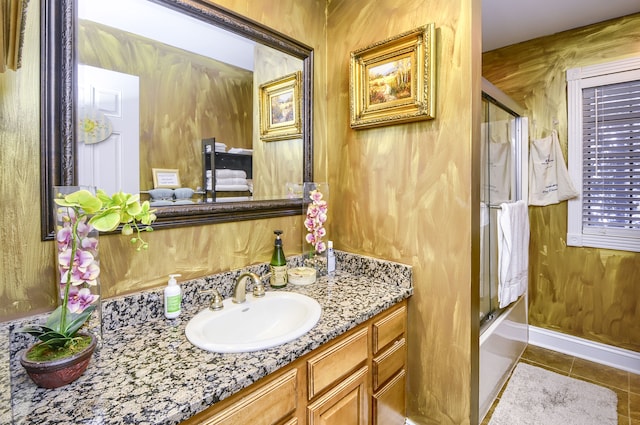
[
  {"x1": 327, "y1": 0, "x2": 481, "y2": 423},
  {"x1": 252, "y1": 44, "x2": 304, "y2": 198},
  {"x1": 0, "y1": 0, "x2": 327, "y2": 319},
  {"x1": 2, "y1": 1, "x2": 482, "y2": 423},
  {"x1": 483, "y1": 14, "x2": 640, "y2": 353},
  {"x1": 0, "y1": 0, "x2": 51, "y2": 318}
]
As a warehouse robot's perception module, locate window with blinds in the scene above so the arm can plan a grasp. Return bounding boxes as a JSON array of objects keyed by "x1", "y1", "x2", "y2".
[
  {"x1": 567, "y1": 57, "x2": 640, "y2": 252},
  {"x1": 581, "y1": 81, "x2": 640, "y2": 234}
]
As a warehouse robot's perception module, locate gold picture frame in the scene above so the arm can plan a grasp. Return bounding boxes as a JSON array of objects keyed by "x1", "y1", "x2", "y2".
[
  {"x1": 350, "y1": 24, "x2": 436, "y2": 129},
  {"x1": 259, "y1": 71, "x2": 302, "y2": 141},
  {"x1": 152, "y1": 168, "x2": 181, "y2": 188}
]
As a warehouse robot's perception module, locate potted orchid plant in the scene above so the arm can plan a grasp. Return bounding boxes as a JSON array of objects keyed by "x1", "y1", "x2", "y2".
[
  {"x1": 19, "y1": 188, "x2": 155, "y2": 388},
  {"x1": 303, "y1": 186, "x2": 329, "y2": 275}
]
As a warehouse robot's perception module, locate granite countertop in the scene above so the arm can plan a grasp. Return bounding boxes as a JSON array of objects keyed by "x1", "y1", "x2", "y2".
[{"x1": 3, "y1": 251, "x2": 412, "y2": 425}]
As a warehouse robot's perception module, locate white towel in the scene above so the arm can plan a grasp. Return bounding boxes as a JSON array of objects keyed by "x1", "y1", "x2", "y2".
[
  {"x1": 228, "y1": 147, "x2": 253, "y2": 155},
  {"x1": 215, "y1": 184, "x2": 250, "y2": 191},
  {"x1": 215, "y1": 177, "x2": 248, "y2": 186},
  {"x1": 215, "y1": 169, "x2": 247, "y2": 179},
  {"x1": 497, "y1": 200, "x2": 530, "y2": 308},
  {"x1": 481, "y1": 121, "x2": 512, "y2": 204}
]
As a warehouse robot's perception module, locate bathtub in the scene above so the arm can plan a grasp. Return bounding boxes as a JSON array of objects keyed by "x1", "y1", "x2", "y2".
[{"x1": 479, "y1": 294, "x2": 528, "y2": 421}]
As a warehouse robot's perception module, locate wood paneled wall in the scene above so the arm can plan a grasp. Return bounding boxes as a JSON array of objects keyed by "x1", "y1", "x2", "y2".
[
  {"x1": 483, "y1": 14, "x2": 640, "y2": 353},
  {"x1": 327, "y1": 0, "x2": 481, "y2": 423}
]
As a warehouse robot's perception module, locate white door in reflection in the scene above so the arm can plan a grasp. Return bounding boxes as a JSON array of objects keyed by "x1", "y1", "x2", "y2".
[{"x1": 77, "y1": 65, "x2": 140, "y2": 195}]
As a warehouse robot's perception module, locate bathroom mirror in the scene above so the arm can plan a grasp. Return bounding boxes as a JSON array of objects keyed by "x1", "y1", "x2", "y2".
[{"x1": 40, "y1": 0, "x2": 313, "y2": 240}]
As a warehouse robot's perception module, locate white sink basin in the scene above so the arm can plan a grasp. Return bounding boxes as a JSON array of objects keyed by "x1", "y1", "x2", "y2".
[{"x1": 185, "y1": 291, "x2": 322, "y2": 353}]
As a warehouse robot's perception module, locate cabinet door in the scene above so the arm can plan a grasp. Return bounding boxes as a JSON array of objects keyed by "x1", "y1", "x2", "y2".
[
  {"x1": 372, "y1": 370, "x2": 406, "y2": 425},
  {"x1": 307, "y1": 366, "x2": 368, "y2": 425}
]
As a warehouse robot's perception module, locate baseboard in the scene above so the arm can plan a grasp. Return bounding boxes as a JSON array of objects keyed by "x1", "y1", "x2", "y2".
[{"x1": 528, "y1": 325, "x2": 640, "y2": 374}]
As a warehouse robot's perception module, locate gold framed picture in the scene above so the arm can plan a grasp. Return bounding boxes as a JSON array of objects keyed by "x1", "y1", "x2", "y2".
[
  {"x1": 152, "y1": 168, "x2": 181, "y2": 188},
  {"x1": 349, "y1": 24, "x2": 436, "y2": 129},
  {"x1": 259, "y1": 71, "x2": 302, "y2": 141}
]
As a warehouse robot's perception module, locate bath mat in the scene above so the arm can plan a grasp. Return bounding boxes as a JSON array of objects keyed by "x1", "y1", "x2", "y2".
[{"x1": 488, "y1": 363, "x2": 617, "y2": 425}]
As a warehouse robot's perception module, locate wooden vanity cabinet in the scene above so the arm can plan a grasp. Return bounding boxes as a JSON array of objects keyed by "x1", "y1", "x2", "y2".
[
  {"x1": 182, "y1": 300, "x2": 407, "y2": 425},
  {"x1": 371, "y1": 303, "x2": 407, "y2": 425}
]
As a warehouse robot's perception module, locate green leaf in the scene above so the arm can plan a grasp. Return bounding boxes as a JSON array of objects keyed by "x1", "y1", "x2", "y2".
[
  {"x1": 124, "y1": 193, "x2": 141, "y2": 205},
  {"x1": 37, "y1": 329, "x2": 69, "y2": 343},
  {"x1": 18, "y1": 325, "x2": 49, "y2": 338},
  {"x1": 54, "y1": 189, "x2": 103, "y2": 214},
  {"x1": 125, "y1": 201, "x2": 142, "y2": 217},
  {"x1": 45, "y1": 306, "x2": 64, "y2": 332},
  {"x1": 65, "y1": 306, "x2": 95, "y2": 336},
  {"x1": 90, "y1": 209, "x2": 122, "y2": 232},
  {"x1": 19, "y1": 324, "x2": 69, "y2": 345}
]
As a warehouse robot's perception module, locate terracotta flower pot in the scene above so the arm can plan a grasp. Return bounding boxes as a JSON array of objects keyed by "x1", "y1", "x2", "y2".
[{"x1": 20, "y1": 334, "x2": 97, "y2": 389}]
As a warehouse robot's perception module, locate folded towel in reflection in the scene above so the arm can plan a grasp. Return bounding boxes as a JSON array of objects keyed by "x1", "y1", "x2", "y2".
[
  {"x1": 215, "y1": 169, "x2": 247, "y2": 179},
  {"x1": 214, "y1": 142, "x2": 227, "y2": 152},
  {"x1": 228, "y1": 147, "x2": 253, "y2": 155},
  {"x1": 215, "y1": 177, "x2": 248, "y2": 185},
  {"x1": 497, "y1": 200, "x2": 529, "y2": 308},
  {"x1": 215, "y1": 184, "x2": 251, "y2": 192}
]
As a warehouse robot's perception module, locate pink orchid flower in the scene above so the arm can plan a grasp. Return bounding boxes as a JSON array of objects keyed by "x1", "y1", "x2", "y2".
[
  {"x1": 66, "y1": 286, "x2": 99, "y2": 313},
  {"x1": 304, "y1": 189, "x2": 328, "y2": 254}
]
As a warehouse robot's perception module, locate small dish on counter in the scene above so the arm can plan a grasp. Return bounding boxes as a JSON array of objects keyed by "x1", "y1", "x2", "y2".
[{"x1": 288, "y1": 267, "x2": 317, "y2": 285}]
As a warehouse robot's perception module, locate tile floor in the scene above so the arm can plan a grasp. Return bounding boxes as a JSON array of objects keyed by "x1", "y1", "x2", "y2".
[{"x1": 481, "y1": 345, "x2": 640, "y2": 425}]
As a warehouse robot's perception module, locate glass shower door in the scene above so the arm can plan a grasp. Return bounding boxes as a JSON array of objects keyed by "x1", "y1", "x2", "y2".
[{"x1": 480, "y1": 96, "x2": 520, "y2": 326}]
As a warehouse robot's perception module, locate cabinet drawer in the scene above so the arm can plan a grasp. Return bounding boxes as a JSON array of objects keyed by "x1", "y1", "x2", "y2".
[
  {"x1": 373, "y1": 338, "x2": 406, "y2": 391},
  {"x1": 192, "y1": 369, "x2": 297, "y2": 425},
  {"x1": 307, "y1": 327, "x2": 368, "y2": 399},
  {"x1": 372, "y1": 305, "x2": 406, "y2": 354},
  {"x1": 372, "y1": 369, "x2": 406, "y2": 425}
]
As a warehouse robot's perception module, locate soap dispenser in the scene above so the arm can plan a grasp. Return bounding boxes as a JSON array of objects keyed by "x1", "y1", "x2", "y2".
[
  {"x1": 270, "y1": 230, "x2": 288, "y2": 288},
  {"x1": 164, "y1": 274, "x2": 182, "y2": 319},
  {"x1": 327, "y1": 240, "x2": 336, "y2": 274}
]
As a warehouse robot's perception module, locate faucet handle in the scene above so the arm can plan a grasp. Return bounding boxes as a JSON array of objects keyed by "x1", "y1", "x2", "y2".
[
  {"x1": 202, "y1": 288, "x2": 224, "y2": 310},
  {"x1": 253, "y1": 280, "x2": 266, "y2": 298}
]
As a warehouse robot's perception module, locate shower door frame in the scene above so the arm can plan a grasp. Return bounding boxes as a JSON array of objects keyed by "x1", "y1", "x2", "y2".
[{"x1": 480, "y1": 79, "x2": 529, "y2": 329}]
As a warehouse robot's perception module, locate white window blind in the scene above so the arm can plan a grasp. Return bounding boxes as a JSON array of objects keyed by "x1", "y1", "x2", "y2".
[
  {"x1": 567, "y1": 57, "x2": 640, "y2": 252},
  {"x1": 581, "y1": 80, "x2": 640, "y2": 235}
]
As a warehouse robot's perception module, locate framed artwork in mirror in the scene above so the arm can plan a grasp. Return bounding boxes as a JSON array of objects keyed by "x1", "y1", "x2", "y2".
[
  {"x1": 349, "y1": 24, "x2": 436, "y2": 129},
  {"x1": 259, "y1": 71, "x2": 302, "y2": 141},
  {"x1": 152, "y1": 168, "x2": 181, "y2": 189}
]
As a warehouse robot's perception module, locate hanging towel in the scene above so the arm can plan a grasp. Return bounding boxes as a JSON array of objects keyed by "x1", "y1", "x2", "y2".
[
  {"x1": 529, "y1": 130, "x2": 578, "y2": 206},
  {"x1": 480, "y1": 122, "x2": 512, "y2": 204},
  {"x1": 497, "y1": 200, "x2": 530, "y2": 308}
]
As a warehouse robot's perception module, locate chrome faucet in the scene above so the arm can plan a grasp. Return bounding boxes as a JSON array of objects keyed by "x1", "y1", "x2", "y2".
[{"x1": 233, "y1": 272, "x2": 266, "y2": 303}]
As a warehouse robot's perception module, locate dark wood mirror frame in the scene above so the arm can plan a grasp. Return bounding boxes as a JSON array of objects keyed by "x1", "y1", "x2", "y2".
[{"x1": 40, "y1": 0, "x2": 314, "y2": 240}]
